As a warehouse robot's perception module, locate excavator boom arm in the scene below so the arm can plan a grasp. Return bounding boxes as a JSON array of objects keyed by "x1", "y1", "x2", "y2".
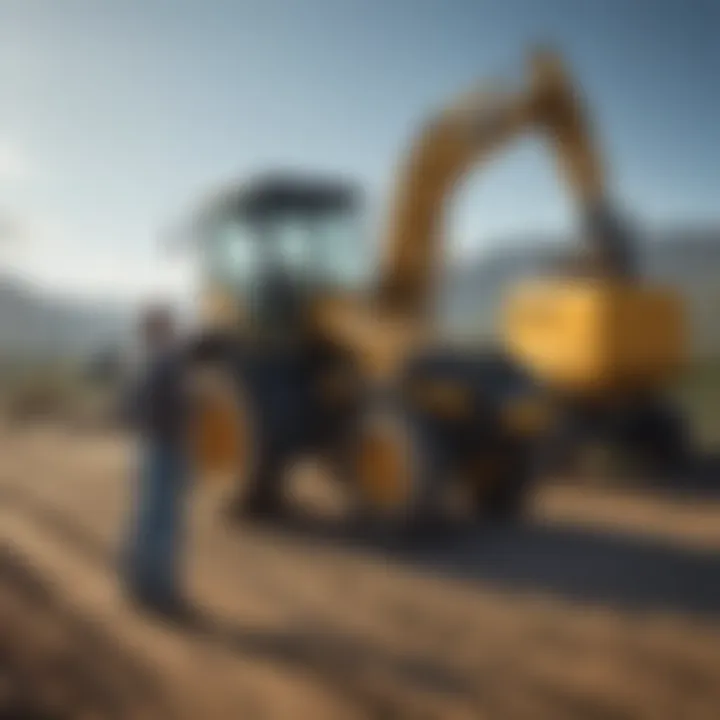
[{"x1": 378, "y1": 49, "x2": 623, "y2": 315}]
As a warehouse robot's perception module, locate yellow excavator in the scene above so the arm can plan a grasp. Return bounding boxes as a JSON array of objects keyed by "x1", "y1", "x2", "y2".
[{"x1": 184, "y1": 48, "x2": 687, "y2": 530}]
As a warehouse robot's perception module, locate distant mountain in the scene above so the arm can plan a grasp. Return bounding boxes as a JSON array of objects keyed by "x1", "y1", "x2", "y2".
[
  {"x1": 0, "y1": 276, "x2": 134, "y2": 363},
  {"x1": 440, "y1": 227, "x2": 720, "y2": 359},
  {"x1": 2, "y1": 226, "x2": 719, "y2": 365}
]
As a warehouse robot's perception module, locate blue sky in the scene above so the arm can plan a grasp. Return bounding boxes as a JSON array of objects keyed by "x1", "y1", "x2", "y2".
[{"x1": 0, "y1": 0, "x2": 718, "y2": 301}]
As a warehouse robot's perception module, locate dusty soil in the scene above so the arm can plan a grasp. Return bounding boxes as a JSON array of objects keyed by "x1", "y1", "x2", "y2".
[
  {"x1": 1, "y1": 424, "x2": 720, "y2": 719},
  {"x1": 0, "y1": 547, "x2": 179, "y2": 720}
]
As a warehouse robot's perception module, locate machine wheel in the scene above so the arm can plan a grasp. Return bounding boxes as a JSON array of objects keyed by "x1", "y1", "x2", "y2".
[
  {"x1": 531, "y1": 401, "x2": 588, "y2": 481},
  {"x1": 221, "y1": 384, "x2": 286, "y2": 521},
  {"x1": 190, "y1": 364, "x2": 285, "y2": 520},
  {"x1": 341, "y1": 405, "x2": 449, "y2": 535},
  {"x1": 622, "y1": 400, "x2": 691, "y2": 483},
  {"x1": 471, "y1": 440, "x2": 533, "y2": 522},
  {"x1": 226, "y1": 453, "x2": 285, "y2": 521}
]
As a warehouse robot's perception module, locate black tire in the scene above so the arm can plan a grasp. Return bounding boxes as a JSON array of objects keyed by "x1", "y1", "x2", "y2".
[
  {"x1": 340, "y1": 406, "x2": 449, "y2": 537},
  {"x1": 226, "y1": 454, "x2": 285, "y2": 521},
  {"x1": 472, "y1": 442, "x2": 533, "y2": 522},
  {"x1": 532, "y1": 401, "x2": 591, "y2": 480},
  {"x1": 189, "y1": 353, "x2": 287, "y2": 523},
  {"x1": 222, "y1": 384, "x2": 288, "y2": 522},
  {"x1": 624, "y1": 401, "x2": 692, "y2": 483}
]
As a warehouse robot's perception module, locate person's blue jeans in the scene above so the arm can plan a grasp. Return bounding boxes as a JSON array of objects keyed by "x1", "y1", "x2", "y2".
[{"x1": 121, "y1": 441, "x2": 188, "y2": 604}]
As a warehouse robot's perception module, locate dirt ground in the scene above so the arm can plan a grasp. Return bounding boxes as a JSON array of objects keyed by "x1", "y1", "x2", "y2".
[{"x1": 1, "y1": 424, "x2": 720, "y2": 720}]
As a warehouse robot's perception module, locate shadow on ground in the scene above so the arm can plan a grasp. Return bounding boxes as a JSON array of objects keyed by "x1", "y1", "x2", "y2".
[
  {"x1": 3, "y1": 467, "x2": 720, "y2": 622},
  {"x1": 236, "y1": 506, "x2": 720, "y2": 618},
  {"x1": 233, "y1": 450, "x2": 720, "y2": 617},
  {"x1": 3, "y1": 475, "x2": 720, "y2": 718},
  {"x1": 655, "y1": 452, "x2": 720, "y2": 498},
  {"x1": 0, "y1": 546, "x2": 178, "y2": 719}
]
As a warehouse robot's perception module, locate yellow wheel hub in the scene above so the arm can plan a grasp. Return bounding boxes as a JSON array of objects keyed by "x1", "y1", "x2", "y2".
[
  {"x1": 190, "y1": 371, "x2": 250, "y2": 485},
  {"x1": 355, "y1": 417, "x2": 414, "y2": 512}
]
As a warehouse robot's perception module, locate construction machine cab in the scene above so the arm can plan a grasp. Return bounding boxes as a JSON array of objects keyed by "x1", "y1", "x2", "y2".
[{"x1": 194, "y1": 174, "x2": 367, "y2": 336}]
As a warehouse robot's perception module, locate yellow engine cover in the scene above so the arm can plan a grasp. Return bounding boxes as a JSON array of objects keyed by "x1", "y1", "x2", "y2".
[{"x1": 502, "y1": 278, "x2": 686, "y2": 395}]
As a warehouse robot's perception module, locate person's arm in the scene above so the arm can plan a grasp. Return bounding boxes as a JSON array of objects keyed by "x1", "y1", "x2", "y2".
[
  {"x1": 118, "y1": 365, "x2": 153, "y2": 430},
  {"x1": 117, "y1": 376, "x2": 138, "y2": 429}
]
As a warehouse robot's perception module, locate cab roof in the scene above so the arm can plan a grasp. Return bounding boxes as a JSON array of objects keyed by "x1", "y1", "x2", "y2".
[{"x1": 195, "y1": 172, "x2": 361, "y2": 226}]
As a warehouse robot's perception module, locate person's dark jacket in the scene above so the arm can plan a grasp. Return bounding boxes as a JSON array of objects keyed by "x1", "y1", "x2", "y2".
[{"x1": 124, "y1": 348, "x2": 189, "y2": 448}]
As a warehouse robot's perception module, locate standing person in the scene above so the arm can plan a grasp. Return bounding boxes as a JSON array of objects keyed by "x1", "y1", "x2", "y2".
[{"x1": 121, "y1": 304, "x2": 193, "y2": 618}]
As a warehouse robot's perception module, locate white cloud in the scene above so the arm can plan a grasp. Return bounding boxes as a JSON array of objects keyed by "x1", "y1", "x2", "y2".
[
  {"x1": 0, "y1": 199, "x2": 193, "y2": 304},
  {"x1": 0, "y1": 212, "x2": 27, "y2": 243},
  {"x1": 0, "y1": 139, "x2": 33, "y2": 183},
  {"x1": 0, "y1": 209, "x2": 35, "y2": 270},
  {"x1": 6, "y1": 236, "x2": 195, "y2": 304}
]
